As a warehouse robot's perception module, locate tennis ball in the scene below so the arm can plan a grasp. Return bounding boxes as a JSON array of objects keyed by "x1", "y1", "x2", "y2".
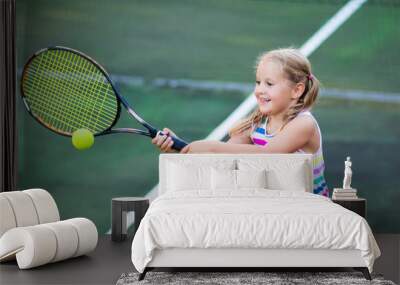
[{"x1": 72, "y1": 128, "x2": 94, "y2": 150}]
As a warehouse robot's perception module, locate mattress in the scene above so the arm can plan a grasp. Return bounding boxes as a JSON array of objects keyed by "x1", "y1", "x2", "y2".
[{"x1": 131, "y1": 189, "x2": 380, "y2": 273}]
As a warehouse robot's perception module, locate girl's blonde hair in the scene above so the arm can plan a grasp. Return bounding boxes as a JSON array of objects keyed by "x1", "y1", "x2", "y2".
[{"x1": 229, "y1": 47, "x2": 320, "y2": 137}]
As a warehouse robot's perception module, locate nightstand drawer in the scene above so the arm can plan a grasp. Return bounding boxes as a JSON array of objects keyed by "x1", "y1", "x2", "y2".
[{"x1": 332, "y1": 198, "x2": 366, "y2": 218}]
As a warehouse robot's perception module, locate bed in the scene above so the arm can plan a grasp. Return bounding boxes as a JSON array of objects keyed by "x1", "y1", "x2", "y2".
[{"x1": 131, "y1": 154, "x2": 381, "y2": 281}]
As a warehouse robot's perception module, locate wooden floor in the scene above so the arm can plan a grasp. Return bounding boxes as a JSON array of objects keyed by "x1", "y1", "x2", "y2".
[
  {"x1": 0, "y1": 236, "x2": 133, "y2": 285},
  {"x1": 0, "y1": 234, "x2": 398, "y2": 285}
]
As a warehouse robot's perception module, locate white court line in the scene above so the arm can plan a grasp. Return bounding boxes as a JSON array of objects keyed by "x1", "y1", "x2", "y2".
[{"x1": 106, "y1": 0, "x2": 368, "y2": 234}]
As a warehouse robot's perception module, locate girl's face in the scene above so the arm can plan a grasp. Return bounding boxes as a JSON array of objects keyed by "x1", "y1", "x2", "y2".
[{"x1": 254, "y1": 58, "x2": 296, "y2": 116}]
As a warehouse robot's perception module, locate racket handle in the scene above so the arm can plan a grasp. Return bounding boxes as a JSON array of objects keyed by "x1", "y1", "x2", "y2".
[{"x1": 158, "y1": 131, "x2": 188, "y2": 151}]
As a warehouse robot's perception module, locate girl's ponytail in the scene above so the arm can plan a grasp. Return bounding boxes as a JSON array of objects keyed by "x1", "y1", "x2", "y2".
[
  {"x1": 304, "y1": 74, "x2": 320, "y2": 111},
  {"x1": 284, "y1": 72, "x2": 320, "y2": 125}
]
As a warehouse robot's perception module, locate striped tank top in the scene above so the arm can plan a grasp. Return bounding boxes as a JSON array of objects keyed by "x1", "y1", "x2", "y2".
[{"x1": 250, "y1": 110, "x2": 329, "y2": 197}]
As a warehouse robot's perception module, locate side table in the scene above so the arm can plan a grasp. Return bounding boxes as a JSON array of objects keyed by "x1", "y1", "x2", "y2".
[
  {"x1": 111, "y1": 197, "x2": 149, "y2": 242},
  {"x1": 332, "y1": 198, "x2": 366, "y2": 218}
]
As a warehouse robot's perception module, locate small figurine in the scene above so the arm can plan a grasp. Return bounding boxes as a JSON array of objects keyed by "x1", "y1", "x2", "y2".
[{"x1": 343, "y1": 156, "x2": 353, "y2": 189}]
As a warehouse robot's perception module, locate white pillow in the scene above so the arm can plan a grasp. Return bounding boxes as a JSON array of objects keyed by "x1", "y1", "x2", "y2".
[
  {"x1": 211, "y1": 168, "x2": 236, "y2": 190},
  {"x1": 237, "y1": 169, "x2": 267, "y2": 189},
  {"x1": 237, "y1": 159, "x2": 310, "y2": 192},
  {"x1": 166, "y1": 162, "x2": 210, "y2": 191},
  {"x1": 166, "y1": 160, "x2": 236, "y2": 192},
  {"x1": 266, "y1": 167, "x2": 308, "y2": 192},
  {"x1": 211, "y1": 168, "x2": 267, "y2": 190}
]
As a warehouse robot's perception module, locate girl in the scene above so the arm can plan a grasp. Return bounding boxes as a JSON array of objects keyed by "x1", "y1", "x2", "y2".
[{"x1": 152, "y1": 48, "x2": 329, "y2": 197}]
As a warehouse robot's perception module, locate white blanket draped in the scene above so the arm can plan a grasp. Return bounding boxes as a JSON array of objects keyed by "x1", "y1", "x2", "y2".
[{"x1": 131, "y1": 190, "x2": 380, "y2": 273}]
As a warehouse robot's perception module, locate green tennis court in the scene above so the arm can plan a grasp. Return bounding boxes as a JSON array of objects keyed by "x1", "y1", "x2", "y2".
[{"x1": 16, "y1": 0, "x2": 400, "y2": 233}]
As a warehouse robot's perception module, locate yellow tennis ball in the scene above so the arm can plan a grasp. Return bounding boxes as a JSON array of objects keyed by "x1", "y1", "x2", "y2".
[{"x1": 72, "y1": 129, "x2": 94, "y2": 150}]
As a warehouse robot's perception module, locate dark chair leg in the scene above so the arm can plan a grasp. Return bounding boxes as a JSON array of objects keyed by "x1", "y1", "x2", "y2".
[
  {"x1": 138, "y1": 268, "x2": 148, "y2": 281},
  {"x1": 354, "y1": 267, "x2": 372, "y2": 280}
]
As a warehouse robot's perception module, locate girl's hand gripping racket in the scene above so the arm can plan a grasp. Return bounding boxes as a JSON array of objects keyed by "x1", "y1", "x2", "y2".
[{"x1": 20, "y1": 46, "x2": 188, "y2": 150}]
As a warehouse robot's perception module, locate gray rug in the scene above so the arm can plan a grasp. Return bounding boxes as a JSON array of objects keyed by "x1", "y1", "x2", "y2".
[{"x1": 116, "y1": 271, "x2": 396, "y2": 285}]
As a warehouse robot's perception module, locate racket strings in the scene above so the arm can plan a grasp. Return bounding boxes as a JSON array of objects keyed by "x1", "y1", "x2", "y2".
[
  {"x1": 24, "y1": 53, "x2": 99, "y2": 132},
  {"x1": 22, "y1": 49, "x2": 119, "y2": 134},
  {"x1": 24, "y1": 74, "x2": 112, "y2": 133},
  {"x1": 47, "y1": 51, "x2": 116, "y2": 127},
  {"x1": 24, "y1": 54, "x2": 80, "y2": 131},
  {"x1": 46, "y1": 50, "x2": 117, "y2": 128},
  {"x1": 25, "y1": 51, "x2": 114, "y2": 133},
  {"x1": 25, "y1": 54, "x2": 83, "y2": 133},
  {"x1": 53, "y1": 51, "x2": 117, "y2": 112}
]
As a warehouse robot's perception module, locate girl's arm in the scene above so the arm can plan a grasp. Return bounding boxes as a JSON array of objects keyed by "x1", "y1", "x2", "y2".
[
  {"x1": 182, "y1": 116, "x2": 315, "y2": 154},
  {"x1": 226, "y1": 130, "x2": 252, "y2": 144}
]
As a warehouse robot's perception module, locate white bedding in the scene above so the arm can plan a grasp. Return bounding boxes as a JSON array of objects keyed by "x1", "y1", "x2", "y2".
[{"x1": 131, "y1": 189, "x2": 380, "y2": 273}]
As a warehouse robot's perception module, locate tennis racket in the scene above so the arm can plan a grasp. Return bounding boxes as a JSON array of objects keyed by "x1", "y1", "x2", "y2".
[{"x1": 20, "y1": 46, "x2": 188, "y2": 150}]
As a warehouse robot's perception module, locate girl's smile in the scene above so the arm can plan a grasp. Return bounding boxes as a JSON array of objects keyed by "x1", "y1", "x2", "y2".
[{"x1": 257, "y1": 96, "x2": 271, "y2": 104}]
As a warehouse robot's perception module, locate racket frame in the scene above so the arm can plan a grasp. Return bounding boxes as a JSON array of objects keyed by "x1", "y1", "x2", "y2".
[{"x1": 20, "y1": 46, "x2": 158, "y2": 138}]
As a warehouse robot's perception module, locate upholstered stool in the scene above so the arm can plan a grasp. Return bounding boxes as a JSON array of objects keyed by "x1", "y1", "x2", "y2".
[{"x1": 0, "y1": 189, "x2": 98, "y2": 269}]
